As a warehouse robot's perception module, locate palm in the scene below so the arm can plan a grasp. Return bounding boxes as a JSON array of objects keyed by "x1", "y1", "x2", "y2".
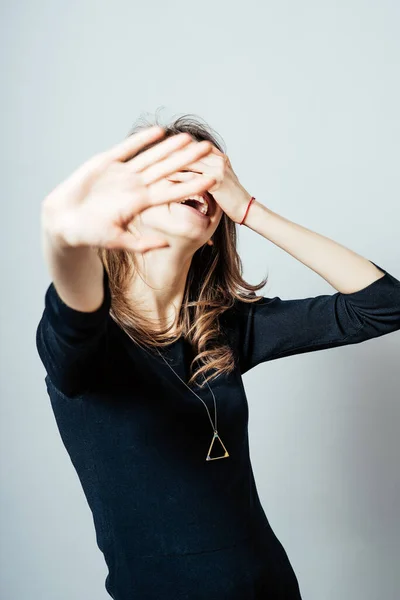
[{"x1": 44, "y1": 128, "x2": 217, "y2": 253}]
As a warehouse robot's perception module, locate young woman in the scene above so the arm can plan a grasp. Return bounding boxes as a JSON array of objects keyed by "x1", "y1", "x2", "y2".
[{"x1": 36, "y1": 115, "x2": 400, "y2": 599}]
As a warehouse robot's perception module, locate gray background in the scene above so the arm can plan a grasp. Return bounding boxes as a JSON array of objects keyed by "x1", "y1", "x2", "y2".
[{"x1": 1, "y1": 1, "x2": 399, "y2": 598}]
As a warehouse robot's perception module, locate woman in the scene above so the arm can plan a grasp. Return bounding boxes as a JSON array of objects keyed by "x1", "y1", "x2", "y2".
[{"x1": 36, "y1": 114, "x2": 400, "y2": 599}]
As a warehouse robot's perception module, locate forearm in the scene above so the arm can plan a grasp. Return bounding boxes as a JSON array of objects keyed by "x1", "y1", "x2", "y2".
[
  {"x1": 41, "y1": 200, "x2": 105, "y2": 312},
  {"x1": 244, "y1": 200, "x2": 385, "y2": 293}
]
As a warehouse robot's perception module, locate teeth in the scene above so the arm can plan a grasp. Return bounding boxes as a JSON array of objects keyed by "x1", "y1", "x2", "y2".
[{"x1": 179, "y1": 195, "x2": 209, "y2": 215}]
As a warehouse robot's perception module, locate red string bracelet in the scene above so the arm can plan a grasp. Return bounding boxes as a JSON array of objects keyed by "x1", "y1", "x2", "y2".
[{"x1": 239, "y1": 196, "x2": 255, "y2": 225}]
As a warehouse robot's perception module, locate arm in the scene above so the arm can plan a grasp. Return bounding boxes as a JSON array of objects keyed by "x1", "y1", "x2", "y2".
[
  {"x1": 36, "y1": 129, "x2": 217, "y2": 396},
  {"x1": 41, "y1": 199, "x2": 106, "y2": 311},
  {"x1": 186, "y1": 150, "x2": 400, "y2": 371},
  {"x1": 233, "y1": 260, "x2": 400, "y2": 374},
  {"x1": 244, "y1": 201, "x2": 386, "y2": 293},
  {"x1": 36, "y1": 204, "x2": 111, "y2": 396},
  {"x1": 180, "y1": 145, "x2": 387, "y2": 292},
  {"x1": 234, "y1": 203, "x2": 400, "y2": 373},
  {"x1": 41, "y1": 199, "x2": 103, "y2": 312}
]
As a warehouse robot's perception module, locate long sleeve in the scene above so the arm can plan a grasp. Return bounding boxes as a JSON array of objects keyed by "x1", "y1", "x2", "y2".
[
  {"x1": 35, "y1": 265, "x2": 112, "y2": 396},
  {"x1": 231, "y1": 260, "x2": 400, "y2": 375}
]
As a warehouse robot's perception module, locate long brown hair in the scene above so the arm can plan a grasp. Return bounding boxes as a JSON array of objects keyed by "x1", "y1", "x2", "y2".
[{"x1": 97, "y1": 113, "x2": 268, "y2": 387}]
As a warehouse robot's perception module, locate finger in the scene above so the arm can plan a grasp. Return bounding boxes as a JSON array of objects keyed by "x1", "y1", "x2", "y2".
[
  {"x1": 148, "y1": 175, "x2": 216, "y2": 205},
  {"x1": 140, "y1": 140, "x2": 213, "y2": 186},
  {"x1": 184, "y1": 154, "x2": 221, "y2": 172},
  {"x1": 171, "y1": 148, "x2": 223, "y2": 173},
  {"x1": 106, "y1": 231, "x2": 169, "y2": 253},
  {"x1": 106, "y1": 126, "x2": 166, "y2": 163},
  {"x1": 210, "y1": 145, "x2": 225, "y2": 156},
  {"x1": 166, "y1": 171, "x2": 201, "y2": 183},
  {"x1": 45, "y1": 127, "x2": 166, "y2": 200},
  {"x1": 125, "y1": 133, "x2": 192, "y2": 172}
]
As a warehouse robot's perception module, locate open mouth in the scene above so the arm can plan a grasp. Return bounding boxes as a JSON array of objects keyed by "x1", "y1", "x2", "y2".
[{"x1": 179, "y1": 195, "x2": 209, "y2": 216}]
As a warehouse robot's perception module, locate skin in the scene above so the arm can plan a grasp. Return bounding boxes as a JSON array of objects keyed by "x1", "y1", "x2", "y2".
[
  {"x1": 124, "y1": 146, "x2": 252, "y2": 333},
  {"x1": 41, "y1": 128, "x2": 221, "y2": 315},
  {"x1": 125, "y1": 198, "x2": 223, "y2": 332},
  {"x1": 42, "y1": 125, "x2": 384, "y2": 333},
  {"x1": 130, "y1": 142, "x2": 386, "y2": 333}
]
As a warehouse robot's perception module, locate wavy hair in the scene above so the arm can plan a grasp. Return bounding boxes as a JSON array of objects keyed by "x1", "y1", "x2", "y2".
[{"x1": 97, "y1": 112, "x2": 268, "y2": 387}]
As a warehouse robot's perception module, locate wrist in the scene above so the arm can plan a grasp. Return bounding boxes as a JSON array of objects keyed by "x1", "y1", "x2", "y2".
[
  {"x1": 238, "y1": 194, "x2": 256, "y2": 226},
  {"x1": 240, "y1": 199, "x2": 273, "y2": 231},
  {"x1": 41, "y1": 198, "x2": 76, "y2": 249}
]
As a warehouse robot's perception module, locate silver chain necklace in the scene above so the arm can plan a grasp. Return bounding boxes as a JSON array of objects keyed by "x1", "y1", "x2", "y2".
[{"x1": 154, "y1": 345, "x2": 230, "y2": 462}]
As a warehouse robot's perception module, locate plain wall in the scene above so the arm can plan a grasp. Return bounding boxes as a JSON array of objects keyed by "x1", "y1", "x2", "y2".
[{"x1": 1, "y1": 1, "x2": 399, "y2": 598}]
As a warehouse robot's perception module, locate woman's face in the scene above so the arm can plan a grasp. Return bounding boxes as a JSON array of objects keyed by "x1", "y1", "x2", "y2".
[{"x1": 129, "y1": 183, "x2": 224, "y2": 252}]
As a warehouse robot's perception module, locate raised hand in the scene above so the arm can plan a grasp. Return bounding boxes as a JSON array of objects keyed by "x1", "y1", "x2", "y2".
[
  {"x1": 166, "y1": 145, "x2": 252, "y2": 225},
  {"x1": 42, "y1": 127, "x2": 216, "y2": 253}
]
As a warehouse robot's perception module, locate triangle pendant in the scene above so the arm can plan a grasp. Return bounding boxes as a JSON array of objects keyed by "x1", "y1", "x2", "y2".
[{"x1": 206, "y1": 432, "x2": 230, "y2": 461}]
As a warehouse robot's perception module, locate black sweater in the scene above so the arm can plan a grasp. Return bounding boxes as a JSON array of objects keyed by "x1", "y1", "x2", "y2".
[{"x1": 35, "y1": 260, "x2": 400, "y2": 599}]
